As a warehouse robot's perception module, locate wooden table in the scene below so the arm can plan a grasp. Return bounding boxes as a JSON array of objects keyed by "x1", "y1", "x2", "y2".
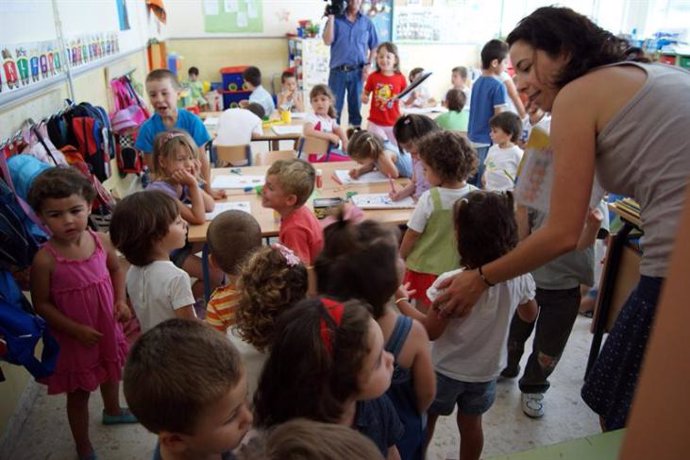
[
  {"x1": 201, "y1": 110, "x2": 305, "y2": 150},
  {"x1": 188, "y1": 161, "x2": 413, "y2": 243}
]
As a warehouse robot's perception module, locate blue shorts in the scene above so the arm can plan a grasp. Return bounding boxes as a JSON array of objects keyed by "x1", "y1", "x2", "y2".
[{"x1": 429, "y1": 372, "x2": 496, "y2": 416}]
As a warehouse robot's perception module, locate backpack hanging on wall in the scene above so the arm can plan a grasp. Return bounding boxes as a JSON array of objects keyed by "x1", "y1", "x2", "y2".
[{"x1": 110, "y1": 76, "x2": 149, "y2": 176}]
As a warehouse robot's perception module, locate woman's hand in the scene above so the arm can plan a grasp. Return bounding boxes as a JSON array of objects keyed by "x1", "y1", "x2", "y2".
[{"x1": 432, "y1": 269, "x2": 487, "y2": 318}]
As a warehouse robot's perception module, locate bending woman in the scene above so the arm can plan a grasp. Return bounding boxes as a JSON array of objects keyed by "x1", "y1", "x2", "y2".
[{"x1": 433, "y1": 6, "x2": 690, "y2": 431}]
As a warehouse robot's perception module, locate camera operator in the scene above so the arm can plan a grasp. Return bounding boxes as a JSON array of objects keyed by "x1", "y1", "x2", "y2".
[{"x1": 323, "y1": 0, "x2": 379, "y2": 129}]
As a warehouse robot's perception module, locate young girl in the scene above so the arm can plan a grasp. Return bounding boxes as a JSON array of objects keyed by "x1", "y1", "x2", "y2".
[
  {"x1": 482, "y1": 112, "x2": 523, "y2": 191},
  {"x1": 347, "y1": 130, "x2": 412, "y2": 179},
  {"x1": 396, "y1": 192, "x2": 538, "y2": 460},
  {"x1": 315, "y1": 213, "x2": 435, "y2": 460},
  {"x1": 148, "y1": 129, "x2": 221, "y2": 299},
  {"x1": 400, "y1": 131, "x2": 478, "y2": 308},
  {"x1": 389, "y1": 114, "x2": 440, "y2": 202},
  {"x1": 28, "y1": 167, "x2": 134, "y2": 460},
  {"x1": 362, "y1": 42, "x2": 407, "y2": 145},
  {"x1": 233, "y1": 244, "x2": 309, "y2": 395},
  {"x1": 253, "y1": 297, "x2": 402, "y2": 459},
  {"x1": 303, "y1": 84, "x2": 348, "y2": 151},
  {"x1": 110, "y1": 190, "x2": 197, "y2": 332}
]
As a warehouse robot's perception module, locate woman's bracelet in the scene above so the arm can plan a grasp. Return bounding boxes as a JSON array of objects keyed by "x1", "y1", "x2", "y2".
[
  {"x1": 478, "y1": 266, "x2": 495, "y2": 288},
  {"x1": 394, "y1": 297, "x2": 410, "y2": 305}
]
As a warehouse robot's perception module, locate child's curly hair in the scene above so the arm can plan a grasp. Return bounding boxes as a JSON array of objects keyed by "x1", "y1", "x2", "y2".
[
  {"x1": 236, "y1": 245, "x2": 308, "y2": 352},
  {"x1": 418, "y1": 131, "x2": 477, "y2": 183}
]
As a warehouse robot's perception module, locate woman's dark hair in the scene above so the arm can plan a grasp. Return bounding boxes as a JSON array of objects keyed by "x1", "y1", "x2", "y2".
[
  {"x1": 393, "y1": 114, "x2": 440, "y2": 146},
  {"x1": 454, "y1": 191, "x2": 517, "y2": 269},
  {"x1": 314, "y1": 212, "x2": 400, "y2": 319},
  {"x1": 28, "y1": 166, "x2": 96, "y2": 212},
  {"x1": 506, "y1": 6, "x2": 626, "y2": 88},
  {"x1": 418, "y1": 131, "x2": 477, "y2": 183},
  {"x1": 253, "y1": 298, "x2": 372, "y2": 428}
]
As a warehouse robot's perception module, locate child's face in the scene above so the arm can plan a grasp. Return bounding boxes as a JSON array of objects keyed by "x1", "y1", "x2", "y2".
[
  {"x1": 376, "y1": 48, "x2": 397, "y2": 73},
  {"x1": 421, "y1": 159, "x2": 442, "y2": 186},
  {"x1": 311, "y1": 94, "x2": 332, "y2": 117},
  {"x1": 492, "y1": 58, "x2": 508, "y2": 75},
  {"x1": 283, "y1": 76, "x2": 297, "y2": 92},
  {"x1": 490, "y1": 126, "x2": 512, "y2": 146},
  {"x1": 451, "y1": 71, "x2": 465, "y2": 88},
  {"x1": 146, "y1": 78, "x2": 179, "y2": 119},
  {"x1": 188, "y1": 73, "x2": 198, "y2": 82},
  {"x1": 357, "y1": 318, "x2": 394, "y2": 400},
  {"x1": 39, "y1": 194, "x2": 90, "y2": 242},
  {"x1": 261, "y1": 174, "x2": 296, "y2": 211},
  {"x1": 159, "y1": 146, "x2": 196, "y2": 177},
  {"x1": 398, "y1": 140, "x2": 419, "y2": 159},
  {"x1": 157, "y1": 214, "x2": 188, "y2": 253},
  {"x1": 182, "y1": 373, "x2": 252, "y2": 455}
]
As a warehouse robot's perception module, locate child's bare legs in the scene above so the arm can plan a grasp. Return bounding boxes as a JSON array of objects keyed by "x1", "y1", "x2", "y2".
[
  {"x1": 457, "y1": 412, "x2": 483, "y2": 460},
  {"x1": 100, "y1": 380, "x2": 123, "y2": 416},
  {"x1": 66, "y1": 389, "x2": 92, "y2": 457},
  {"x1": 424, "y1": 413, "x2": 440, "y2": 454}
]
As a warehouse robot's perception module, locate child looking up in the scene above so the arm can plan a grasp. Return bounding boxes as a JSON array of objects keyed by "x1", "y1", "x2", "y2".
[
  {"x1": 435, "y1": 89, "x2": 469, "y2": 132},
  {"x1": 242, "y1": 65, "x2": 275, "y2": 115},
  {"x1": 110, "y1": 191, "x2": 197, "y2": 332},
  {"x1": 253, "y1": 297, "x2": 402, "y2": 459},
  {"x1": 29, "y1": 167, "x2": 133, "y2": 460},
  {"x1": 124, "y1": 319, "x2": 253, "y2": 460},
  {"x1": 315, "y1": 215, "x2": 435, "y2": 460},
  {"x1": 397, "y1": 191, "x2": 538, "y2": 460},
  {"x1": 400, "y1": 131, "x2": 478, "y2": 308},
  {"x1": 303, "y1": 84, "x2": 348, "y2": 151},
  {"x1": 205, "y1": 210, "x2": 262, "y2": 333},
  {"x1": 389, "y1": 114, "x2": 440, "y2": 202},
  {"x1": 482, "y1": 112, "x2": 523, "y2": 191},
  {"x1": 404, "y1": 67, "x2": 433, "y2": 108},
  {"x1": 362, "y1": 42, "x2": 407, "y2": 145},
  {"x1": 277, "y1": 70, "x2": 304, "y2": 112},
  {"x1": 135, "y1": 69, "x2": 222, "y2": 199},
  {"x1": 347, "y1": 130, "x2": 412, "y2": 179},
  {"x1": 261, "y1": 159, "x2": 323, "y2": 265}
]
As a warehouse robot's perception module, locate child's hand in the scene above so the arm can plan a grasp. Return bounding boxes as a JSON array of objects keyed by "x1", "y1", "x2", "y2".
[
  {"x1": 329, "y1": 133, "x2": 341, "y2": 145},
  {"x1": 114, "y1": 301, "x2": 131, "y2": 323},
  {"x1": 396, "y1": 282, "x2": 417, "y2": 301},
  {"x1": 361, "y1": 93, "x2": 370, "y2": 104},
  {"x1": 208, "y1": 187, "x2": 227, "y2": 200},
  {"x1": 389, "y1": 188, "x2": 407, "y2": 201},
  {"x1": 171, "y1": 169, "x2": 198, "y2": 188},
  {"x1": 586, "y1": 207, "x2": 604, "y2": 227},
  {"x1": 349, "y1": 168, "x2": 361, "y2": 179},
  {"x1": 75, "y1": 325, "x2": 103, "y2": 346}
]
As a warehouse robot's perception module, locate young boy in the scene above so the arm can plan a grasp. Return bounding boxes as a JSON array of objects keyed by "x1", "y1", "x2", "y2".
[
  {"x1": 242, "y1": 66, "x2": 275, "y2": 115},
  {"x1": 435, "y1": 89, "x2": 468, "y2": 132},
  {"x1": 205, "y1": 210, "x2": 262, "y2": 333},
  {"x1": 261, "y1": 159, "x2": 323, "y2": 265},
  {"x1": 451, "y1": 65, "x2": 472, "y2": 109},
  {"x1": 482, "y1": 112, "x2": 523, "y2": 191},
  {"x1": 215, "y1": 102, "x2": 266, "y2": 147},
  {"x1": 277, "y1": 70, "x2": 304, "y2": 112},
  {"x1": 135, "y1": 69, "x2": 224, "y2": 199},
  {"x1": 467, "y1": 39, "x2": 509, "y2": 187},
  {"x1": 124, "y1": 319, "x2": 252, "y2": 460}
]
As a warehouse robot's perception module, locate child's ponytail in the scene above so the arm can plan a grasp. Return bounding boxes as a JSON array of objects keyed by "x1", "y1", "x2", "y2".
[{"x1": 347, "y1": 130, "x2": 384, "y2": 162}]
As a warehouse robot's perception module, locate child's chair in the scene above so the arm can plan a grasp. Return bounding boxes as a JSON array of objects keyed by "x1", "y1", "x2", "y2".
[
  {"x1": 253, "y1": 149, "x2": 297, "y2": 166},
  {"x1": 215, "y1": 144, "x2": 252, "y2": 167},
  {"x1": 296, "y1": 136, "x2": 331, "y2": 159}
]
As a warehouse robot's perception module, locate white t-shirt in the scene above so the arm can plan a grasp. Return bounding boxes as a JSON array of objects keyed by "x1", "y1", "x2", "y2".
[
  {"x1": 126, "y1": 261, "x2": 195, "y2": 332},
  {"x1": 483, "y1": 144, "x2": 523, "y2": 191},
  {"x1": 248, "y1": 85, "x2": 275, "y2": 115},
  {"x1": 304, "y1": 113, "x2": 338, "y2": 133},
  {"x1": 407, "y1": 185, "x2": 476, "y2": 233},
  {"x1": 227, "y1": 330, "x2": 266, "y2": 398},
  {"x1": 427, "y1": 269, "x2": 536, "y2": 382},
  {"x1": 215, "y1": 108, "x2": 263, "y2": 146},
  {"x1": 501, "y1": 71, "x2": 519, "y2": 115}
]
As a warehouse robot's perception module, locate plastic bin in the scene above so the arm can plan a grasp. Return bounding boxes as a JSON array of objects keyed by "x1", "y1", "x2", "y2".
[
  {"x1": 659, "y1": 54, "x2": 677, "y2": 65},
  {"x1": 220, "y1": 65, "x2": 251, "y2": 109},
  {"x1": 678, "y1": 55, "x2": 690, "y2": 70}
]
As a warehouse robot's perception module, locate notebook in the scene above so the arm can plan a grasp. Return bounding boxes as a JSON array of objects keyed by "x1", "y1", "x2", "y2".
[
  {"x1": 351, "y1": 193, "x2": 415, "y2": 209},
  {"x1": 205, "y1": 202, "x2": 251, "y2": 220},
  {"x1": 271, "y1": 125, "x2": 303, "y2": 135},
  {"x1": 333, "y1": 170, "x2": 390, "y2": 185}
]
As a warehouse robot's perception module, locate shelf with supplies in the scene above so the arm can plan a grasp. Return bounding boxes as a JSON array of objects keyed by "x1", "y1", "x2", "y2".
[{"x1": 287, "y1": 37, "x2": 330, "y2": 103}]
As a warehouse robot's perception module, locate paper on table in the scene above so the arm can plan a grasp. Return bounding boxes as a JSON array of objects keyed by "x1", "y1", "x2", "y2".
[
  {"x1": 334, "y1": 170, "x2": 390, "y2": 185},
  {"x1": 290, "y1": 112, "x2": 307, "y2": 119},
  {"x1": 211, "y1": 175, "x2": 265, "y2": 189},
  {"x1": 203, "y1": 117, "x2": 219, "y2": 126},
  {"x1": 271, "y1": 125, "x2": 304, "y2": 135},
  {"x1": 402, "y1": 106, "x2": 447, "y2": 114},
  {"x1": 205, "y1": 201, "x2": 251, "y2": 220},
  {"x1": 351, "y1": 193, "x2": 416, "y2": 209}
]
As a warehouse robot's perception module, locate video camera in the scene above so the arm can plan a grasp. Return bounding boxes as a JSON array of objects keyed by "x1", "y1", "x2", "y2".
[{"x1": 324, "y1": 0, "x2": 346, "y2": 16}]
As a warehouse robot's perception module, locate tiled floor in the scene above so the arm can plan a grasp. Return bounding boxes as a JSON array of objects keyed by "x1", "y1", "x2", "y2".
[{"x1": 5, "y1": 315, "x2": 600, "y2": 460}]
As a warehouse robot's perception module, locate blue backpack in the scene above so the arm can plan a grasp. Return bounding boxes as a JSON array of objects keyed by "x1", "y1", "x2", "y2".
[{"x1": 0, "y1": 270, "x2": 59, "y2": 379}]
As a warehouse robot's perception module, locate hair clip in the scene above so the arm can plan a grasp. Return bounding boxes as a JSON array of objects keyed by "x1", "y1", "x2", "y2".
[
  {"x1": 271, "y1": 243, "x2": 301, "y2": 267},
  {"x1": 164, "y1": 131, "x2": 185, "y2": 142},
  {"x1": 319, "y1": 298, "x2": 345, "y2": 356}
]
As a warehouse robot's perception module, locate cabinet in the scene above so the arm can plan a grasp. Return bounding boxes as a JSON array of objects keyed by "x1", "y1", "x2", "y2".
[{"x1": 287, "y1": 37, "x2": 330, "y2": 105}]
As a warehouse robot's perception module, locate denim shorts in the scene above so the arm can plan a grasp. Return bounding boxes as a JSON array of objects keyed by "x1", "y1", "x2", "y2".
[{"x1": 429, "y1": 372, "x2": 496, "y2": 416}]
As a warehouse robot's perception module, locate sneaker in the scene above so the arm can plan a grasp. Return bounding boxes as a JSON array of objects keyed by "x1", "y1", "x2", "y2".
[
  {"x1": 102, "y1": 408, "x2": 138, "y2": 425},
  {"x1": 521, "y1": 393, "x2": 544, "y2": 418},
  {"x1": 500, "y1": 364, "x2": 520, "y2": 379}
]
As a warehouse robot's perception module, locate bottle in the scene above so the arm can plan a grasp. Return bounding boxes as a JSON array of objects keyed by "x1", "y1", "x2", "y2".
[{"x1": 316, "y1": 169, "x2": 323, "y2": 189}]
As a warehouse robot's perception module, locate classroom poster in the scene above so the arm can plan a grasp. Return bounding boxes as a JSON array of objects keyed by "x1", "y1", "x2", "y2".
[
  {"x1": 363, "y1": 0, "x2": 393, "y2": 42},
  {"x1": 116, "y1": 0, "x2": 131, "y2": 31},
  {"x1": 0, "y1": 40, "x2": 65, "y2": 93},
  {"x1": 203, "y1": 0, "x2": 264, "y2": 33}
]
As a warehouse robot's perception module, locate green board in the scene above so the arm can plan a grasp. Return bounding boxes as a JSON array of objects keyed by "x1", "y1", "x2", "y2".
[
  {"x1": 487, "y1": 429, "x2": 625, "y2": 460},
  {"x1": 203, "y1": 0, "x2": 263, "y2": 34}
]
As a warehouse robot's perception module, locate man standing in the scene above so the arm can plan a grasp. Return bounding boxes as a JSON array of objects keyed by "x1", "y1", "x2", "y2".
[{"x1": 323, "y1": 0, "x2": 378, "y2": 129}]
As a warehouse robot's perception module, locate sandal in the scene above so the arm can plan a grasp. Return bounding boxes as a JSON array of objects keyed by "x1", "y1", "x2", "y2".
[{"x1": 102, "y1": 408, "x2": 138, "y2": 425}]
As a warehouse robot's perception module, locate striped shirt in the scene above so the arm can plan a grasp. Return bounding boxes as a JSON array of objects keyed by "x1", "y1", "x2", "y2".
[{"x1": 205, "y1": 283, "x2": 241, "y2": 332}]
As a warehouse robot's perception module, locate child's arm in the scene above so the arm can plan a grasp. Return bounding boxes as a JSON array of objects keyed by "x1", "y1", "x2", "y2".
[
  {"x1": 293, "y1": 92, "x2": 305, "y2": 112},
  {"x1": 503, "y1": 77, "x2": 527, "y2": 119},
  {"x1": 174, "y1": 305, "x2": 197, "y2": 320},
  {"x1": 30, "y1": 250, "x2": 103, "y2": 346},
  {"x1": 517, "y1": 298, "x2": 538, "y2": 323},
  {"x1": 576, "y1": 207, "x2": 604, "y2": 250},
  {"x1": 303, "y1": 122, "x2": 340, "y2": 144},
  {"x1": 349, "y1": 161, "x2": 376, "y2": 179},
  {"x1": 481, "y1": 171, "x2": 487, "y2": 189},
  {"x1": 101, "y1": 232, "x2": 131, "y2": 322},
  {"x1": 333, "y1": 125, "x2": 348, "y2": 151},
  {"x1": 376, "y1": 151, "x2": 401, "y2": 178},
  {"x1": 172, "y1": 169, "x2": 208, "y2": 225},
  {"x1": 361, "y1": 88, "x2": 371, "y2": 105},
  {"x1": 389, "y1": 182, "x2": 414, "y2": 201},
  {"x1": 387, "y1": 446, "x2": 401, "y2": 460},
  {"x1": 399, "y1": 229, "x2": 421, "y2": 260},
  {"x1": 408, "y1": 320, "x2": 437, "y2": 413}
]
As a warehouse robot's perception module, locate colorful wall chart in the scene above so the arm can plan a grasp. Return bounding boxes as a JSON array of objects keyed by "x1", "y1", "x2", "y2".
[{"x1": 203, "y1": 0, "x2": 264, "y2": 33}]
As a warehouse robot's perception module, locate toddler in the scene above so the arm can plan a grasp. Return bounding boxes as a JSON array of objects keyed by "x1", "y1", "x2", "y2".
[
  {"x1": 242, "y1": 65, "x2": 275, "y2": 115},
  {"x1": 403, "y1": 67, "x2": 433, "y2": 108},
  {"x1": 110, "y1": 190, "x2": 197, "y2": 332},
  {"x1": 347, "y1": 130, "x2": 412, "y2": 179},
  {"x1": 29, "y1": 167, "x2": 133, "y2": 460},
  {"x1": 183, "y1": 66, "x2": 207, "y2": 109},
  {"x1": 482, "y1": 112, "x2": 523, "y2": 191},
  {"x1": 205, "y1": 210, "x2": 262, "y2": 333},
  {"x1": 124, "y1": 319, "x2": 252, "y2": 460},
  {"x1": 436, "y1": 88, "x2": 469, "y2": 132},
  {"x1": 362, "y1": 42, "x2": 407, "y2": 145},
  {"x1": 315, "y1": 215, "x2": 435, "y2": 460},
  {"x1": 397, "y1": 191, "x2": 538, "y2": 460},
  {"x1": 261, "y1": 159, "x2": 323, "y2": 265},
  {"x1": 400, "y1": 131, "x2": 478, "y2": 308},
  {"x1": 303, "y1": 84, "x2": 348, "y2": 151},
  {"x1": 253, "y1": 297, "x2": 402, "y2": 458},
  {"x1": 277, "y1": 70, "x2": 304, "y2": 112},
  {"x1": 389, "y1": 114, "x2": 440, "y2": 202}
]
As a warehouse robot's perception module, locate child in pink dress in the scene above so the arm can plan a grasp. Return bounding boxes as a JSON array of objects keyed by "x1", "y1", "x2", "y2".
[{"x1": 28, "y1": 167, "x2": 135, "y2": 460}]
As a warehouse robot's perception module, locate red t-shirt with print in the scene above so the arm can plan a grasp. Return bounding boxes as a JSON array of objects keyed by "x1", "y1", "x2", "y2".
[{"x1": 365, "y1": 72, "x2": 407, "y2": 127}]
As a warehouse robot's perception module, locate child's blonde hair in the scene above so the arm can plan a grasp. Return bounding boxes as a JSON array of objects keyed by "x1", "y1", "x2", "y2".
[
  {"x1": 347, "y1": 130, "x2": 384, "y2": 162},
  {"x1": 309, "y1": 84, "x2": 337, "y2": 119},
  {"x1": 151, "y1": 129, "x2": 199, "y2": 176},
  {"x1": 266, "y1": 159, "x2": 315, "y2": 207},
  {"x1": 376, "y1": 41, "x2": 401, "y2": 73},
  {"x1": 146, "y1": 68, "x2": 181, "y2": 90},
  {"x1": 236, "y1": 245, "x2": 308, "y2": 352}
]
